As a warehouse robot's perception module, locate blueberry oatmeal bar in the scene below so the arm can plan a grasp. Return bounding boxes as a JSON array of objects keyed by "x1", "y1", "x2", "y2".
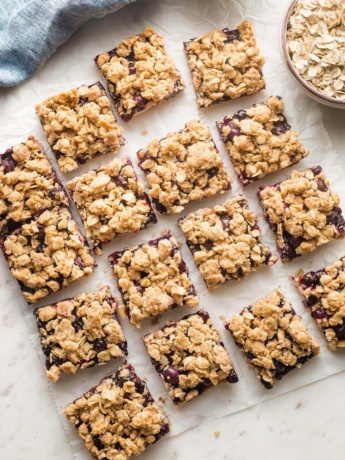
[
  {"x1": 184, "y1": 20, "x2": 265, "y2": 109},
  {"x1": 95, "y1": 27, "x2": 184, "y2": 122},
  {"x1": 64, "y1": 361, "x2": 170, "y2": 460},
  {"x1": 217, "y1": 96, "x2": 309, "y2": 187},
  {"x1": 257, "y1": 166, "x2": 345, "y2": 263},
  {"x1": 108, "y1": 230, "x2": 198, "y2": 328},
  {"x1": 67, "y1": 157, "x2": 157, "y2": 255},
  {"x1": 36, "y1": 82, "x2": 124, "y2": 174},
  {"x1": 178, "y1": 195, "x2": 278, "y2": 291},
  {"x1": 137, "y1": 120, "x2": 231, "y2": 214},
  {"x1": 0, "y1": 135, "x2": 68, "y2": 235},
  {"x1": 225, "y1": 288, "x2": 320, "y2": 389},
  {"x1": 2, "y1": 206, "x2": 96, "y2": 303},
  {"x1": 34, "y1": 286, "x2": 127, "y2": 382},
  {"x1": 143, "y1": 309, "x2": 238, "y2": 405},
  {"x1": 294, "y1": 257, "x2": 345, "y2": 351}
]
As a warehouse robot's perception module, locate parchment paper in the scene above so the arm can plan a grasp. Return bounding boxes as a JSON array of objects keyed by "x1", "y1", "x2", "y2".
[{"x1": 1, "y1": 0, "x2": 345, "y2": 458}]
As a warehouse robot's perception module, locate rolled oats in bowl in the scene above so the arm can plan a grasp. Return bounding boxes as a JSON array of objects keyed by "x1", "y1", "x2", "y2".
[{"x1": 284, "y1": 0, "x2": 345, "y2": 106}]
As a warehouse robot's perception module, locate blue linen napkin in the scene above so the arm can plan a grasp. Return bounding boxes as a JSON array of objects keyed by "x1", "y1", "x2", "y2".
[{"x1": 0, "y1": 0, "x2": 136, "y2": 87}]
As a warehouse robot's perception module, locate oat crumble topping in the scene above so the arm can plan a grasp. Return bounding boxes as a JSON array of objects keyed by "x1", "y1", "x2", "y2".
[
  {"x1": 143, "y1": 310, "x2": 238, "y2": 405},
  {"x1": 35, "y1": 286, "x2": 127, "y2": 382},
  {"x1": 225, "y1": 288, "x2": 320, "y2": 389},
  {"x1": 64, "y1": 361, "x2": 170, "y2": 460},
  {"x1": 217, "y1": 96, "x2": 309, "y2": 186},
  {"x1": 257, "y1": 166, "x2": 345, "y2": 262},
  {"x1": 0, "y1": 136, "x2": 69, "y2": 235},
  {"x1": 137, "y1": 120, "x2": 231, "y2": 214},
  {"x1": 184, "y1": 20, "x2": 265, "y2": 108},
  {"x1": 2, "y1": 206, "x2": 96, "y2": 303},
  {"x1": 178, "y1": 195, "x2": 278, "y2": 291},
  {"x1": 294, "y1": 256, "x2": 345, "y2": 351},
  {"x1": 108, "y1": 230, "x2": 199, "y2": 328},
  {"x1": 67, "y1": 157, "x2": 157, "y2": 255},
  {"x1": 36, "y1": 82, "x2": 124, "y2": 174},
  {"x1": 287, "y1": 0, "x2": 345, "y2": 99},
  {"x1": 95, "y1": 27, "x2": 184, "y2": 121}
]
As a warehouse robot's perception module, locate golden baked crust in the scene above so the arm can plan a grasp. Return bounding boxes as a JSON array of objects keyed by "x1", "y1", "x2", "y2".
[
  {"x1": 36, "y1": 82, "x2": 124, "y2": 173},
  {"x1": 64, "y1": 362, "x2": 170, "y2": 460},
  {"x1": 0, "y1": 135, "x2": 68, "y2": 235},
  {"x1": 137, "y1": 120, "x2": 231, "y2": 214},
  {"x1": 178, "y1": 195, "x2": 278, "y2": 291},
  {"x1": 143, "y1": 310, "x2": 238, "y2": 405},
  {"x1": 3, "y1": 206, "x2": 96, "y2": 303},
  {"x1": 67, "y1": 157, "x2": 157, "y2": 255},
  {"x1": 225, "y1": 288, "x2": 320, "y2": 389},
  {"x1": 258, "y1": 166, "x2": 345, "y2": 262},
  {"x1": 184, "y1": 20, "x2": 265, "y2": 108},
  {"x1": 95, "y1": 27, "x2": 184, "y2": 121},
  {"x1": 217, "y1": 96, "x2": 308, "y2": 186},
  {"x1": 294, "y1": 257, "x2": 345, "y2": 351},
  {"x1": 108, "y1": 230, "x2": 198, "y2": 328},
  {"x1": 35, "y1": 286, "x2": 127, "y2": 382}
]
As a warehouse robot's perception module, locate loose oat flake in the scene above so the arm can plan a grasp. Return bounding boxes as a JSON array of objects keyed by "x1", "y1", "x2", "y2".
[{"x1": 287, "y1": 0, "x2": 345, "y2": 99}]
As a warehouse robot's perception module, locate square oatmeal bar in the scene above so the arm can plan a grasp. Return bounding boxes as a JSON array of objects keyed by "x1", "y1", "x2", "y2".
[
  {"x1": 1, "y1": 206, "x2": 96, "y2": 304},
  {"x1": 137, "y1": 119, "x2": 231, "y2": 214},
  {"x1": 67, "y1": 157, "x2": 157, "y2": 255},
  {"x1": 0, "y1": 135, "x2": 68, "y2": 235},
  {"x1": 224, "y1": 288, "x2": 320, "y2": 389},
  {"x1": 178, "y1": 195, "x2": 278, "y2": 291},
  {"x1": 36, "y1": 82, "x2": 124, "y2": 173},
  {"x1": 143, "y1": 309, "x2": 238, "y2": 405},
  {"x1": 64, "y1": 361, "x2": 170, "y2": 460},
  {"x1": 217, "y1": 96, "x2": 309, "y2": 186},
  {"x1": 257, "y1": 166, "x2": 345, "y2": 263},
  {"x1": 34, "y1": 286, "x2": 127, "y2": 382},
  {"x1": 95, "y1": 27, "x2": 184, "y2": 121},
  {"x1": 108, "y1": 230, "x2": 198, "y2": 328},
  {"x1": 294, "y1": 257, "x2": 345, "y2": 351},
  {"x1": 184, "y1": 20, "x2": 265, "y2": 109}
]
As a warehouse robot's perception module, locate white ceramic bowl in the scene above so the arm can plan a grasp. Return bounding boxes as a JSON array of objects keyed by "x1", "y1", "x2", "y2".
[{"x1": 281, "y1": 0, "x2": 345, "y2": 109}]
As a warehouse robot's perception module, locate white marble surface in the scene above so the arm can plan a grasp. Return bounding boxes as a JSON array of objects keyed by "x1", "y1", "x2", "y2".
[{"x1": 1, "y1": 1, "x2": 345, "y2": 459}]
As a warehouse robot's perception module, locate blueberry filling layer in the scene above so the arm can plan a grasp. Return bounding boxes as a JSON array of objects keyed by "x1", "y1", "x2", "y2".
[
  {"x1": 1, "y1": 149, "x2": 17, "y2": 173},
  {"x1": 223, "y1": 28, "x2": 241, "y2": 43},
  {"x1": 271, "y1": 117, "x2": 291, "y2": 135}
]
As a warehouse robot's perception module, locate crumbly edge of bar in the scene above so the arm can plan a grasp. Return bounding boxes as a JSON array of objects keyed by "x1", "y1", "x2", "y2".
[
  {"x1": 217, "y1": 96, "x2": 308, "y2": 186},
  {"x1": 178, "y1": 195, "x2": 278, "y2": 291},
  {"x1": 294, "y1": 257, "x2": 345, "y2": 351},
  {"x1": 108, "y1": 229, "x2": 199, "y2": 328},
  {"x1": 95, "y1": 26, "x2": 185, "y2": 121},
  {"x1": 35, "y1": 83, "x2": 124, "y2": 173},
  {"x1": 67, "y1": 157, "x2": 156, "y2": 255},
  {"x1": 137, "y1": 119, "x2": 231, "y2": 214},
  {"x1": 2, "y1": 205, "x2": 96, "y2": 304},
  {"x1": 35, "y1": 286, "x2": 127, "y2": 382},
  {"x1": 225, "y1": 287, "x2": 320, "y2": 388},
  {"x1": 63, "y1": 361, "x2": 170, "y2": 459},
  {"x1": 257, "y1": 166, "x2": 345, "y2": 263},
  {"x1": 143, "y1": 310, "x2": 235, "y2": 405},
  {"x1": 184, "y1": 20, "x2": 265, "y2": 108},
  {"x1": 0, "y1": 135, "x2": 69, "y2": 234}
]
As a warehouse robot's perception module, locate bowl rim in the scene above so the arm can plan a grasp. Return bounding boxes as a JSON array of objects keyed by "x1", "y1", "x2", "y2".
[{"x1": 281, "y1": 0, "x2": 345, "y2": 106}]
